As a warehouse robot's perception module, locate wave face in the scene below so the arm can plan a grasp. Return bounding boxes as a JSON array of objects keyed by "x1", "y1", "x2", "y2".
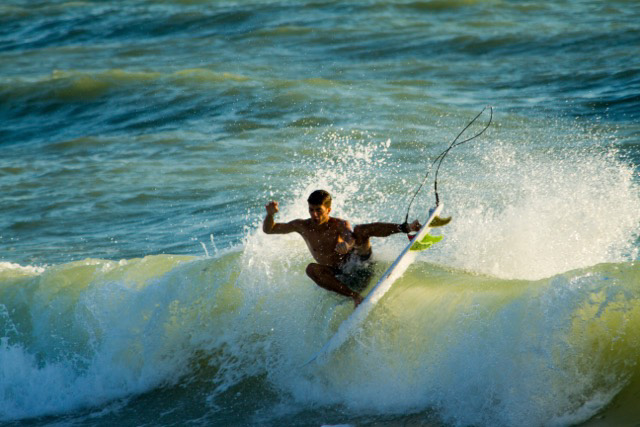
[{"x1": 1, "y1": 255, "x2": 639, "y2": 426}]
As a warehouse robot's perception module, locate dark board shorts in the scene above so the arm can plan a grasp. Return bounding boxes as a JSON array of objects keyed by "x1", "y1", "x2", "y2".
[{"x1": 334, "y1": 251, "x2": 375, "y2": 293}]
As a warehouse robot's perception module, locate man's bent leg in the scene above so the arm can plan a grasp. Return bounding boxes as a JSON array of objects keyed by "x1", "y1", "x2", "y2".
[
  {"x1": 354, "y1": 222, "x2": 404, "y2": 240},
  {"x1": 353, "y1": 223, "x2": 404, "y2": 255},
  {"x1": 306, "y1": 263, "x2": 363, "y2": 306}
]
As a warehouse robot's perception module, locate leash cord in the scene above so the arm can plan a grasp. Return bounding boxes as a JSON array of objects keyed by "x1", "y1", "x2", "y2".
[{"x1": 404, "y1": 106, "x2": 493, "y2": 224}]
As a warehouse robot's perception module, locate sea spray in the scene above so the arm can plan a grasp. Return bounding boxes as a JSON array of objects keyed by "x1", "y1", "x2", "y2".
[{"x1": 437, "y1": 141, "x2": 640, "y2": 279}]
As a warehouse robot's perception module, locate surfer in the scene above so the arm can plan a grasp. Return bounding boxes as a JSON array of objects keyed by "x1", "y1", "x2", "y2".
[{"x1": 263, "y1": 189, "x2": 421, "y2": 307}]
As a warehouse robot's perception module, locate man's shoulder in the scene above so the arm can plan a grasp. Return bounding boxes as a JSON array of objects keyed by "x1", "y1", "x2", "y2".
[{"x1": 329, "y1": 217, "x2": 350, "y2": 228}]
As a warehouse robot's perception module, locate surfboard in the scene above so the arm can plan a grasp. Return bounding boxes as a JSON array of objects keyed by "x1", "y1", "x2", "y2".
[{"x1": 304, "y1": 203, "x2": 445, "y2": 366}]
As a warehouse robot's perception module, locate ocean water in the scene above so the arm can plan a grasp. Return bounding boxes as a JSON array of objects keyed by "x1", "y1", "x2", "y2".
[{"x1": 1, "y1": 0, "x2": 639, "y2": 426}]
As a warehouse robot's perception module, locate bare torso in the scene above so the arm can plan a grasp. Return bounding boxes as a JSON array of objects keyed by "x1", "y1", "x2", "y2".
[
  {"x1": 296, "y1": 217, "x2": 351, "y2": 268},
  {"x1": 262, "y1": 200, "x2": 359, "y2": 269}
]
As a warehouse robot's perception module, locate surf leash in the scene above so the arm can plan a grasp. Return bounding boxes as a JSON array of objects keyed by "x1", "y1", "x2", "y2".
[{"x1": 403, "y1": 106, "x2": 493, "y2": 225}]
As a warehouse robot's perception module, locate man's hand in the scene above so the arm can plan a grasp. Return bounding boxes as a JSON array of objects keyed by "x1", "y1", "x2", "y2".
[
  {"x1": 265, "y1": 201, "x2": 279, "y2": 216},
  {"x1": 335, "y1": 241, "x2": 350, "y2": 255}
]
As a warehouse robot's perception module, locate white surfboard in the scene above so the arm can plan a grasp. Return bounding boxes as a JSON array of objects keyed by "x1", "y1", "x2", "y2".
[{"x1": 304, "y1": 204, "x2": 445, "y2": 366}]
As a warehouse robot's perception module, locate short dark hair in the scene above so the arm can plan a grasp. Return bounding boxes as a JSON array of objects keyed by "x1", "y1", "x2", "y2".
[{"x1": 307, "y1": 189, "x2": 332, "y2": 207}]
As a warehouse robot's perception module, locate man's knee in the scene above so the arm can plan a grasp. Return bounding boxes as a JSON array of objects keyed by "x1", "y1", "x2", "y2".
[
  {"x1": 306, "y1": 263, "x2": 320, "y2": 279},
  {"x1": 353, "y1": 224, "x2": 369, "y2": 245}
]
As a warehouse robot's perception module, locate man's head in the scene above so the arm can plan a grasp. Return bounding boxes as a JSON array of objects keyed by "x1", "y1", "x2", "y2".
[{"x1": 307, "y1": 189, "x2": 332, "y2": 224}]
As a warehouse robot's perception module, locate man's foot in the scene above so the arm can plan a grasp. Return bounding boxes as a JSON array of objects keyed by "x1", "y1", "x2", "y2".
[
  {"x1": 408, "y1": 219, "x2": 422, "y2": 232},
  {"x1": 353, "y1": 293, "x2": 363, "y2": 307}
]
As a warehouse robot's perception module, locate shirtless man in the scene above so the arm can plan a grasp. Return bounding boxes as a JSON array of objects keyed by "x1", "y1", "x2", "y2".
[{"x1": 263, "y1": 189, "x2": 421, "y2": 306}]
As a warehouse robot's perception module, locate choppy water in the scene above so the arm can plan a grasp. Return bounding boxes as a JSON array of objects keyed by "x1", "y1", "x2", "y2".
[{"x1": 1, "y1": 1, "x2": 639, "y2": 426}]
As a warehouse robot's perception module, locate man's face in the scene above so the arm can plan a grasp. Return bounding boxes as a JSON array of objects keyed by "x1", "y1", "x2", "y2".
[{"x1": 308, "y1": 203, "x2": 330, "y2": 225}]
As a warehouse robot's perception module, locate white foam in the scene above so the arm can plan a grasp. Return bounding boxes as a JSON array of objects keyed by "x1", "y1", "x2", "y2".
[
  {"x1": 435, "y1": 142, "x2": 640, "y2": 280},
  {"x1": 0, "y1": 262, "x2": 46, "y2": 275}
]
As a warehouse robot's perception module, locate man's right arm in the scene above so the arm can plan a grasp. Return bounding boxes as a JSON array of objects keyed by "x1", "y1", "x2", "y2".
[{"x1": 263, "y1": 201, "x2": 302, "y2": 234}]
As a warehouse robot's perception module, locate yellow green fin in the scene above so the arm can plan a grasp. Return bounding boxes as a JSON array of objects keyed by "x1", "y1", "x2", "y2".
[
  {"x1": 430, "y1": 216, "x2": 452, "y2": 227},
  {"x1": 410, "y1": 233, "x2": 443, "y2": 251}
]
